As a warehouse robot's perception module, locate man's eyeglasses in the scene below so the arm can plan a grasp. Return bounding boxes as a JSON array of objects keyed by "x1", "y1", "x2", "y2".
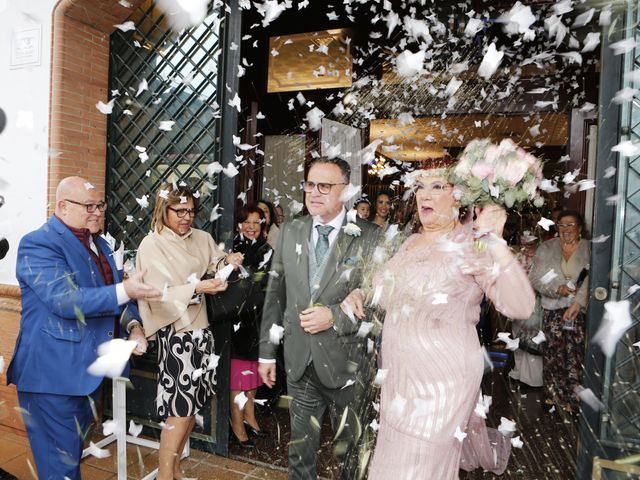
[
  {"x1": 301, "y1": 181, "x2": 347, "y2": 195},
  {"x1": 65, "y1": 199, "x2": 107, "y2": 213},
  {"x1": 168, "y1": 207, "x2": 198, "y2": 218}
]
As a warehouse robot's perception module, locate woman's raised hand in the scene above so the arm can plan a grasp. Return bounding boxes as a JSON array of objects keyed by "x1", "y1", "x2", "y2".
[
  {"x1": 340, "y1": 288, "x2": 366, "y2": 320},
  {"x1": 474, "y1": 204, "x2": 507, "y2": 239},
  {"x1": 196, "y1": 278, "x2": 228, "y2": 295},
  {"x1": 225, "y1": 252, "x2": 244, "y2": 268}
]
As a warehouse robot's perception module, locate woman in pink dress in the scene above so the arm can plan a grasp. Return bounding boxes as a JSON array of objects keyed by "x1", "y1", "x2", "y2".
[{"x1": 342, "y1": 166, "x2": 535, "y2": 479}]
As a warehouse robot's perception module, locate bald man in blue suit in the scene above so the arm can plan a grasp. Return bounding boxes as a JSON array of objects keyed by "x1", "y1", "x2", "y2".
[{"x1": 7, "y1": 176, "x2": 161, "y2": 480}]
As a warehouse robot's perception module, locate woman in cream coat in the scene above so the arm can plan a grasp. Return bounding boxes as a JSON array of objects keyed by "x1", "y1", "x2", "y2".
[{"x1": 136, "y1": 183, "x2": 243, "y2": 480}]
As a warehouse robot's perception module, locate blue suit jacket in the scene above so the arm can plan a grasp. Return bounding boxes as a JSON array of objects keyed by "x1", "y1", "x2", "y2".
[{"x1": 7, "y1": 215, "x2": 140, "y2": 396}]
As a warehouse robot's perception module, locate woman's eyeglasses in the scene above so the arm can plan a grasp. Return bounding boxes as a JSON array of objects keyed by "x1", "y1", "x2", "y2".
[{"x1": 168, "y1": 207, "x2": 198, "y2": 218}]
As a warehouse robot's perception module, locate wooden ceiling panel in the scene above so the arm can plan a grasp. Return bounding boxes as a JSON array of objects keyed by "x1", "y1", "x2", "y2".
[
  {"x1": 267, "y1": 29, "x2": 352, "y2": 93},
  {"x1": 369, "y1": 113, "x2": 568, "y2": 161}
]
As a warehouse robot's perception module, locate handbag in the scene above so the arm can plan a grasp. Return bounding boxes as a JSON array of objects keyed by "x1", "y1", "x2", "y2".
[
  {"x1": 513, "y1": 296, "x2": 544, "y2": 356},
  {"x1": 204, "y1": 269, "x2": 255, "y2": 325}
]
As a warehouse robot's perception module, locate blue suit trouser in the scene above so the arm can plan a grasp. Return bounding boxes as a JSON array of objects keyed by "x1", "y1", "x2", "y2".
[{"x1": 18, "y1": 389, "x2": 100, "y2": 480}]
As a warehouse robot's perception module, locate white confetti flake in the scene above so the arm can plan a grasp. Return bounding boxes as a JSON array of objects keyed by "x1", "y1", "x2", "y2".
[
  {"x1": 305, "y1": 107, "x2": 325, "y2": 131},
  {"x1": 537, "y1": 216, "x2": 555, "y2": 231},
  {"x1": 207, "y1": 352, "x2": 220, "y2": 371},
  {"x1": 478, "y1": 42, "x2": 504, "y2": 80},
  {"x1": 591, "y1": 234, "x2": 610, "y2": 243},
  {"x1": 128, "y1": 420, "x2": 143, "y2": 437},
  {"x1": 374, "y1": 369, "x2": 388, "y2": 385},
  {"x1": 575, "y1": 385, "x2": 605, "y2": 411},
  {"x1": 155, "y1": 0, "x2": 208, "y2": 31},
  {"x1": 498, "y1": 417, "x2": 516, "y2": 436},
  {"x1": 531, "y1": 330, "x2": 546, "y2": 345},
  {"x1": 228, "y1": 93, "x2": 241, "y2": 112},
  {"x1": 498, "y1": 2, "x2": 536, "y2": 39},
  {"x1": 136, "y1": 78, "x2": 148, "y2": 97},
  {"x1": 102, "y1": 419, "x2": 116, "y2": 436},
  {"x1": 114, "y1": 21, "x2": 135, "y2": 32},
  {"x1": 614, "y1": 87, "x2": 640, "y2": 105},
  {"x1": 255, "y1": 0, "x2": 287, "y2": 27},
  {"x1": 0, "y1": 355, "x2": 4, "y2": 375},
  {"x1": 573, "y1": 8, "x2": 594, "y2": 28},
  {"x1": 592, "y1": 300, "x2": 632, "y2": 357},
  {"x1": 432, "y1": 293, "x2": 448, "y2": 305},
  {"x1": 511, "y1": 436, "x2": 524, "y2": 448},
  {"x1": 582, "y1": 32, "x2": 600, "y2": 52},
  {"x1": 234, "y1": 391, "x2": 248, "y2": 410},
  {"x1": 610, "y1": 38, "x2": 639, "y2": 56},
  {"x1": 496, "y1": 332, "x2": 520, "y2": 351},
  {"x1": 340, "y1": 183, "x2": 361, "y2": 203},
  {"x1": 87, "y1": 339, "x2": 137, "y2": 379},
  {"x1": 578, "y1": 179, "x2": 596, "y2": 191},
  {"x1": 269, "y1": 324, "x2": 284, "y2": 344},
  {"x1": 540, "y1": 269, "x2": 558, "y2": 284},
  {"x1": 390, "y1": 393, "x2": 407, "y2": 416},
  {"x1": 86, "y1": 441, "x2": 111, "y2": 459},
  {"x1": 604, "y1": 166, "x2": 616, "y2": 179},
  {"x1": 341, "y1": 379, "x2": 355, "y2": 389},
  {"x1": 135, "y1": 194, "x2": 149, "y2": 209},
  {"x1": 464, "y1": 17, "x2": 484, "y2": 37},
  {"x1": 369, "y1": 419, "x2": 380, "y2": 432},
  {"x1": 158, "y1": 120, "x2": 175, "y2": 131},
  {"x1": 222, "y1": 162, "x2": 239, "y2": 178},
  {"x1": 96, "y1": 99, "x2": 116, "y2": 114},
  {"x1": 611, "y1": 140, "x2": 640, "y2": 157},
  {"x1": 553, "y1": 0, "x2": 573, "y2": 16},
  {"x1": 454, "y1": 426, "x2": 467, "y2": 442},
  {"x1": 395, "y1": 49, "x2": 425, "y2": 77}
]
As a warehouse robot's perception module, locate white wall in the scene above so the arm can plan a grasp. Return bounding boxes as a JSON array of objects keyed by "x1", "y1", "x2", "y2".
[{"x1": 0, "y1": 0, "x2": 54, "y2": 284}]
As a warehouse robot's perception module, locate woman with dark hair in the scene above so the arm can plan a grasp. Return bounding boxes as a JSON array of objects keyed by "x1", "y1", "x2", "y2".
[
  {"x1": 528, "y1": 210, "x2": 590, "y2": 412},
  {"x1": 370, "y1": 191, "x2": 393, "y2": 230},
  {"x1": 258, "y1": 199, "x2": 280, "y2": 248},
  {"x1": 229, "y1": 205, "x2": 273, "y2": 447},
  {"x1": 136, "y1": 183, "x2": 244, "y2": 479}
]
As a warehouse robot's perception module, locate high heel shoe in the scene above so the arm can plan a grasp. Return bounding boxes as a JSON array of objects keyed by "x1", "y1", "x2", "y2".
[
  {"x1": 244, "y1": 421, "x2": 268, "y2": 438},
  {"x1": 229, "y1": 424, "x2": 255, "y2": 449}
]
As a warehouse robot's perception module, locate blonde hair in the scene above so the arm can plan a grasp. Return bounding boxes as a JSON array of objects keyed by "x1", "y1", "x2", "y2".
[{"x1": 151, "y1": 183, "x2": 199, "y2": 233}]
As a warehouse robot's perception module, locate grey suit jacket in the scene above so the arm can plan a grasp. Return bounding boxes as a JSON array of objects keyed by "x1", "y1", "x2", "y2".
[{"x1": 259, "y1": 214, "x2": 382, "y2": 389}]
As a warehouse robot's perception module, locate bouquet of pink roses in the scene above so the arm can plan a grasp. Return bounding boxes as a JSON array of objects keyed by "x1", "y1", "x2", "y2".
[{"x1": 448, "y1": 138, "x2": 545, "y2": 209}]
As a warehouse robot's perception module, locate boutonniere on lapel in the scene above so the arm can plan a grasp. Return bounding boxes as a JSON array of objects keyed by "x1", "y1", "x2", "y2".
[
  {"x1": 343, "y1": 223, "x2": 361, "y2": 237},
  {"x1": 343, "y1": 209, "x2": 362, "y2": 237}
]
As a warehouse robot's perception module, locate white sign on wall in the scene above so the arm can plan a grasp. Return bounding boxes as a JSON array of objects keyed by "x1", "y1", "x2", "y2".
[{"x1": 10, "y1": 26, "x2": 41, "y2": 68}]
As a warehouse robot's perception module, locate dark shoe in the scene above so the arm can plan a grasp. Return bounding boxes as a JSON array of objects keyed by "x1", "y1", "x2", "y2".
[
  {"x1": 229, "y1": 424, "x2": 255, "y2": 449},
  {"x1": 244, "y1": 421, "x2": 268, "y2": 438}
]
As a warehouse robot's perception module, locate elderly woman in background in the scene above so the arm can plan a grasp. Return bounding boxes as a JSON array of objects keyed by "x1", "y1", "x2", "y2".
[
  {"x1": 136, "y1": 183, "x2": 244, "y2": 480},
  {"x1": 258, "y1": 199, "x2": 280, "y2": 248},
  {"x1": 343, "y1": 165, "x2": 535, "y2": 479},
  {"x1": 229, "y1": 205, "x2": 273, "y2": 448},
  {"x1": 528, "y1": 210, "x2": 590, "y2": 412}
]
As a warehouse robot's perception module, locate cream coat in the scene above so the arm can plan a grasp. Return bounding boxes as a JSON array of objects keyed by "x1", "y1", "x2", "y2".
[{"x1": 136, "y1": 227, "x2": 225, "y2": 338}]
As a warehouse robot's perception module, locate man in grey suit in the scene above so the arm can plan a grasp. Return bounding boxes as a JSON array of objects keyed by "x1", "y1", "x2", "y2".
[{"x1": 259, "y1": 157, "x2": 381, "y2": 479}]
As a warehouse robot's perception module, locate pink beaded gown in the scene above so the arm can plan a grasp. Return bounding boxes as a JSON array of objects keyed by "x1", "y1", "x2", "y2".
[{"x1": 368, "y1": 224, "x2": 535, "y2": 480}]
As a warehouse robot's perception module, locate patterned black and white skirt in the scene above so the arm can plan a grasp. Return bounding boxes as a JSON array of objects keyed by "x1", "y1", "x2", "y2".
[{"x1": 156, "y1": 325, "x2": 217, "y2": 418}]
